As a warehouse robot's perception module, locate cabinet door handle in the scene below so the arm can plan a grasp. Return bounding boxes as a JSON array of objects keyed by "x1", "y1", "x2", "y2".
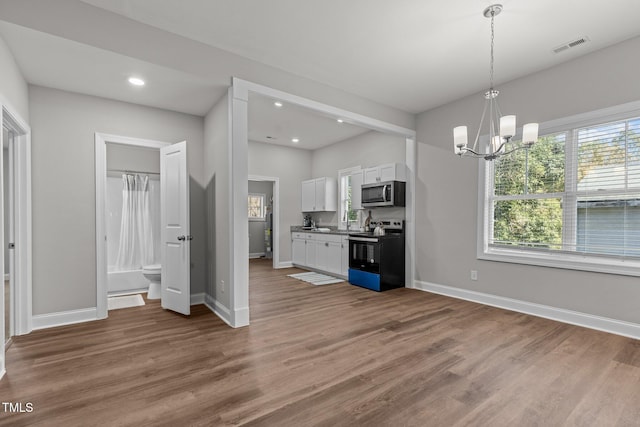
[{"x1": 325, "y1": 242, "x2": 329, "y2": 247}]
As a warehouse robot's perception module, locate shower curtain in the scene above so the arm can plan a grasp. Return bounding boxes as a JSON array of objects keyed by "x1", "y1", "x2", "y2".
[{"x1": 114, "y1": 174, "x2": 155, "y2": 271}]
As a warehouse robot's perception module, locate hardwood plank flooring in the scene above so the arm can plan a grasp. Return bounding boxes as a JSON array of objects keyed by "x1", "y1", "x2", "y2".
[{"x1": 1, "y1": 258, "x2": 640, "y2": 426}]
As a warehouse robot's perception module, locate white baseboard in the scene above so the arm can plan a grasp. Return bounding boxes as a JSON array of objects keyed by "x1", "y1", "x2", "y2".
[
  {"x1": 204, "y1": 294, "x2": 232, "y2": 326},
  {"x1": 249, "y1": 252, "x2": 266, "y2": 259},
  {"x1": 276, "y1": 261, "x2": 293, "y2": 269},
  {"x1": 32, "y1": 307, "x2": 98, "y2": 330},
  {"x1": 203, "y1": 294, "x2": 249, "y2": 328},
  {"x1": 233, "y1": 306, "x2": 250, "y2": 328},
  {"x1": 190, "y1": 292, "x2": 205, "y2": 305},
  {"x1": 415, "y1": 280, "x2": 640, "y2": 340}
]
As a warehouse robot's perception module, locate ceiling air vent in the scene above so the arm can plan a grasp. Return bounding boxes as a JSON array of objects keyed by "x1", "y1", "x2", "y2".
[{"x1": 553, "y1": 37, "x2": 590, "y2": 54}]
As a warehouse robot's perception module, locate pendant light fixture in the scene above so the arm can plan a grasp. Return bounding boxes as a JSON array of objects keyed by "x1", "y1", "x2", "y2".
[{"x1": 453, "y1": 4, "x2": 538, "y2": 160}]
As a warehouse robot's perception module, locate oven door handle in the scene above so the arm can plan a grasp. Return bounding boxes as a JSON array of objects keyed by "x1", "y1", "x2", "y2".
[{"x1": 348, "y1": 236, "x2": 379, "y2": 243}]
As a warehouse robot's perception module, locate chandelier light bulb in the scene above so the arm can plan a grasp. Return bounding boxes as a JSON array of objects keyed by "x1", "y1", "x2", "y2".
[{"x1": 523, "y1": 123, "x2": 539, "y2": 144}]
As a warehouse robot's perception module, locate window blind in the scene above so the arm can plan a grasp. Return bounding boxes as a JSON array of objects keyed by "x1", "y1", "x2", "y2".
[{"x1": 574, "y1": 118, "x2": 640, "y2": 256}]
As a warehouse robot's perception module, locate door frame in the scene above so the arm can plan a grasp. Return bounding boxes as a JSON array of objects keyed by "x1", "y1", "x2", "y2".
[
  {"x1": 0, "y1": 101, "x2": 31, "y2": 380},
  {"x1": 94, "y1": 133, "x2": 170, "y2": 320},
  {"x1": 248, "y1": 175, "x2": 280, "y2": 268},
  {"x1": 229, "y1": 78, "x2": 416, "y2": 328},
  {"x1": 1, "y1": 104, "x2": 31, "y2": 338}
]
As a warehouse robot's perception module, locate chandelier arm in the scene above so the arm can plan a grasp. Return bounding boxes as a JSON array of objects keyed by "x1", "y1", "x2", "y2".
[
  {"x1": 472, "y1": 99, "x2": 490, "y2": 152},
  {"x1": 499, "y1": 144, "x2": 530, "y2": 157}
]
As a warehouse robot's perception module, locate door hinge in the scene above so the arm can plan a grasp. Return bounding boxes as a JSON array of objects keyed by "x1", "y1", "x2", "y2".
[{"x1": 8, "y1": 243, "x2": 15, "y2": 249}]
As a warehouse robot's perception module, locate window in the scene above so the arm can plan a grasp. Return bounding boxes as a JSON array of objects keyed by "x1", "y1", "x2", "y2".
[
  {"x1": 481, "y1": 103, "x2": 640, "y2": 276},
  {"x1": 248, "y1": 193, "x2": 266, "y2": 221},
  {"x1": 338, "y1": 167, "x2": 361, "y2": 229}
]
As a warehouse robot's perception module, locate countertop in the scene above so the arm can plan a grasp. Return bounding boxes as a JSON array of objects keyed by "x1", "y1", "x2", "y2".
[{"x1": 290, "y1": 226, "x2": 357, "y2": 235}]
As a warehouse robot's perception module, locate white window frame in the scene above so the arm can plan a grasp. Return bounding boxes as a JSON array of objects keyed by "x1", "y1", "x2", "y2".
[
  {"x1": 338, "y1": 166, "x2": 361, "y2": 230},
  {"x1": 248, "y1": 193, "x2": 266, "y2": 221},
  {"x1": 478, "y1": 100, "x2": 640, "y2": 277}
]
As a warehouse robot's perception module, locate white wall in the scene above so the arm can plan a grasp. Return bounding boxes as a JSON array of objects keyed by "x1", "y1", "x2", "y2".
[
  {"x1": 0, "y1": 35, "x2": 28, "y2": 121},
  {"x1": 204, "y1": 93, "x2": 231, "y2": 310},
  {"x1": 311, "y1": 131, "x2": 406, "y2": 225},
  {"x1": 248, "y1": 141, "x2": 312, "y2": 263},
  {"x1": 29, "y1": 85, "x2": 206, "y2": 315},
  {"x1": 415, "y1": 35, "x2": 640, "y2": 324}
]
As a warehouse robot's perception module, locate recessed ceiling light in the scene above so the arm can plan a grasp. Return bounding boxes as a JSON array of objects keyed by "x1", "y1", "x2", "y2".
[
  {"x1": 274, "y1": 101, "x2": 283, "y2": 108},
  {"x1": 128, "y1": 77, "x2": 145, "y2": 86},
  {"x1": 291, "y1": 138, "x2": 300, "y2": 143},
  {"x1": 337, "y1": 119, "x2": 344, "y2": 123}
]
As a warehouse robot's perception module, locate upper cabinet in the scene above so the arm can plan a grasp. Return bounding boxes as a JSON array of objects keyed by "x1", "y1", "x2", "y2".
[
  {"x1": 301, "y1": 177, "x2": 337, "y2": 212},
  {"x1": 363, "y1": 163, "x2": 406, "y2": 184}
]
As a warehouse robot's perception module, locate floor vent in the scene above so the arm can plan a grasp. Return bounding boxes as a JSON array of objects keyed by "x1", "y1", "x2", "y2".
[{"x1": 553, "y1": 37, "x2": 590, "y2": 54}]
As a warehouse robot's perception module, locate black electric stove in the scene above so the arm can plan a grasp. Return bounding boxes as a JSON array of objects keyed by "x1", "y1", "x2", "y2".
[{"x1": 347, "y1": 219, "x2": 405, "y2": 291}]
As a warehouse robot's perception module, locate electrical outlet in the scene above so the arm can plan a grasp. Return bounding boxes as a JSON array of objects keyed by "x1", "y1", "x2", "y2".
[
  {"x1": 470, "y1": 270, "x2": 478, "y2": 281},
  {"x1": 221, "y1": 279, "x2": 225, "y2": 293}
]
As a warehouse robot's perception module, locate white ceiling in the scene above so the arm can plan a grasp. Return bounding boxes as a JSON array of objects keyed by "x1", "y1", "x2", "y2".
[
  {"x1": 248, "y1": 93, "x2": 369, "y2": 150},
  {"x1": 77, "y1": 0, "x2": 640, "y2": 113},
  {"x1": 1, "y1": 0, "x2": 640, "y2": 149}
]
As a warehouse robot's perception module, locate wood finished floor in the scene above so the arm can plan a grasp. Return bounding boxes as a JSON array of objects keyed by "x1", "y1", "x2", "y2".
[{"x1": 2, "y1": 259, "x2": 640, "y2": 426}]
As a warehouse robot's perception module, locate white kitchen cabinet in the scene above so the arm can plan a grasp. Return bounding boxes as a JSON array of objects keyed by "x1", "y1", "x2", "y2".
[
  {"x1": 291, "y1": 231, "x2": 348, "y2": 278},
  {"x1": 301, "y1": 180, "x2": 316, "y2": 212},
  {"x1": 327, "y1": 240, "x2": 343, "y2": 275},
  {"x1": 363, "y1": 163, "x2": 406, "y2": 184},
  {"x1": 315, "y1": 240, "x2": 329, "y2": 272},
  {"x1": 292, "y1": 233, "x2": 306, "y2": 266},
  {"x1": 341, "y1": 236, "x2": 349, "y2": 277},
  {"x1": 301, "y1": 177, "x2": 337, "y2": 212},
  {"x1": 305, "y1": 234, "x2": 317, "y2": 268}
]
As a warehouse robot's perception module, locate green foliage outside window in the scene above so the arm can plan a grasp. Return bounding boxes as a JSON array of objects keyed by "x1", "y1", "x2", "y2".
[{"x1": 492, "y1": 134, "x2": 565, "y2": 248}]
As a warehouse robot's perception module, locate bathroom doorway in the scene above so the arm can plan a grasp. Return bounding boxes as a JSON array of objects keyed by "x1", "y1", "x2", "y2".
[{"x1": 95, "y1": 134, "x2": 192, "y2": 318}]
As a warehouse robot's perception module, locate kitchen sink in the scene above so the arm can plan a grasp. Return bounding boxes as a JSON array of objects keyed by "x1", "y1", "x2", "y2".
[{"x1": 315, "y1": 227, "x2": 331, "y2": 232}]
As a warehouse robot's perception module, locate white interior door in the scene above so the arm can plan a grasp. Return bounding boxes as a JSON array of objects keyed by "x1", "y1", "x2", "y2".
[{"x1": 160, "y1": 141, "x2": 190, "y2": 315}]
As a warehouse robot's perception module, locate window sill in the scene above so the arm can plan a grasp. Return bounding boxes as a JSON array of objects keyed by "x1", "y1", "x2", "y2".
[
  {"x1": 248, "y1": 218, "x2": 266, "y2": 222},
  {"x1": 479, "y1": 247, "x2": 640, "y2": 277}
]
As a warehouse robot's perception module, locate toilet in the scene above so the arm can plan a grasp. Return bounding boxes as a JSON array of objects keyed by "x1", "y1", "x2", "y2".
[{"x1": 142, "y1": 264, "x2": 161, "y2": 300}]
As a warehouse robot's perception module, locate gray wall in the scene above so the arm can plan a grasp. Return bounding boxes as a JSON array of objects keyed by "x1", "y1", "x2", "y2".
[
  {"x1": 0, "y1": 35, "x2": 29, "y2": 121},
  {"x1": 106, "y1": 144, "x2": 160, "y2": 174},
  {"x1": 248, "y1": 180, "x2": 273, "y2": 256},
  {"x1": 415, "y1": 35, "x2": 640, "y2": 324},
  {"x1": 204, "y1": 93, "x2": 230, "y2": 310},
  {"x1": 248, "y1": 140, "x2": 312, "y2": 263},
  {"x1": 311, "y1": 131, "x2": 406, "y2": 225},
  {"x1": 29, "y1": 85, "x2": 206, "y2": 315}
]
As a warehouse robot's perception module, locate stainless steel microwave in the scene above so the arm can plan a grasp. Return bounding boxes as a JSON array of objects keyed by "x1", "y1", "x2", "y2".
[{"x1": 361, "y1": 181, "x2": 406, "y2": 207}]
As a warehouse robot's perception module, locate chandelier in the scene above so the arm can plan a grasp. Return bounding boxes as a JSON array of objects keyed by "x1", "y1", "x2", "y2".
[{"x1": 453, "y1": 4, "x2": 538, "y2": 161}]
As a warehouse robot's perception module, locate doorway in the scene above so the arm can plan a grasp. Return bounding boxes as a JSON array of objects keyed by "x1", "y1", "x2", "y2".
[
  {"x1": 95, "y1": 133, "x2": 193, "y2": 318},
  {"x1": 248, "y1": 176, "x2": 279, "y2": 268},
  {"x1": 1, "y1": 104, "x2": 32, "y2": 377}
]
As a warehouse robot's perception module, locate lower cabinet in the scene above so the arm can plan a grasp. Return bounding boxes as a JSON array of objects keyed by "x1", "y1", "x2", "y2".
[{"x1": 292, "y1": 232, "x2": 347, "y2": 278}]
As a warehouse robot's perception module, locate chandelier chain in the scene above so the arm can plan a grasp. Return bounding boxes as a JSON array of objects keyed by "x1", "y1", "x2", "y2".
[{"x1": 490, "y1": 10, "x2": 495, "y2": 90}]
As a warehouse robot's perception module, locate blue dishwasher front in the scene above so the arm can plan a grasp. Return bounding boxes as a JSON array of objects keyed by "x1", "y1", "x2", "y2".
[{"x1": 348, "y1": 268, "x2": 381, "y2": 292}]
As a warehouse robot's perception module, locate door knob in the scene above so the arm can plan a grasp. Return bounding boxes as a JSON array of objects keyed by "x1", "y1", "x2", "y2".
[{"x1": 178, "y1": 235, "x2": 186, "y2": 241}]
